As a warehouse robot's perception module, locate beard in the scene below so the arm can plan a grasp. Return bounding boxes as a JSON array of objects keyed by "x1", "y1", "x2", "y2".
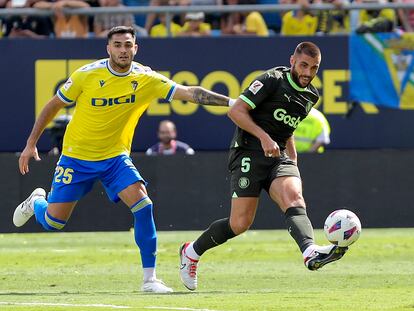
[
  {"x1": 291, "y1": 63, "x2": 312, "y2": 88},
  {"x1": 109, "y1": 52, "x2": 132, "y2": 70}
]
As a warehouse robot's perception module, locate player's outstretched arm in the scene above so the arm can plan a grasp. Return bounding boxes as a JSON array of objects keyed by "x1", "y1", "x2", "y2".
[
  {"x1": 173, "y1": 84, "x2": 232, "y2": 107},
  {"x1": 19, "y1": 96, "x2": 67, "y2": 175}
]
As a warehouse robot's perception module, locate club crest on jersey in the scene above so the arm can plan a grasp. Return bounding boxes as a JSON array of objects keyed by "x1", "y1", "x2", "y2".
[
  {"x1": 238, "y1": 177, "x2": 250, "y2": 189},
  {"x1": 63, "y1": 78, "x2": 73, "y2": 91},
  {"x1": 249, "y1": 80, "x2": 263, "y2": 95},
  {"x1": 306, "y1": 101, "x2": 313, "y2": 113},
  {"x1": 131, "y1": 81, "x2": 138, "y2": 91}
]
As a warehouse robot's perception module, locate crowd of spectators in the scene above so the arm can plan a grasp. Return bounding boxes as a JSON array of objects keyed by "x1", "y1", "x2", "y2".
[{"x1": 0, "y1": 0, "x2": 410, "y2": 38}]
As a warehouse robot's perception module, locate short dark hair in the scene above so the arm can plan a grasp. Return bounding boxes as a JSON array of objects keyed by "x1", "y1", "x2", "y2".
[
  {"x1": 294, "y1": 42, "x2": 321, "y2": 58},
  {"x1": 107, "y1": 26, "x2": 136, "y2": 41}
]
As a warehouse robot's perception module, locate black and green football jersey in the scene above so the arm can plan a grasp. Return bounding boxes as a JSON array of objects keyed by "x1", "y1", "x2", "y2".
[{"x1": 230, "y1": 66, "x2": 319, "y2": 151}]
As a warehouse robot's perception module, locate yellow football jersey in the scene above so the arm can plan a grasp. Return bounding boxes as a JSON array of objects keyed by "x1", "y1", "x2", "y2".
[{"x1": 57, "y1": 59, "x2": 176, "y2": 161}]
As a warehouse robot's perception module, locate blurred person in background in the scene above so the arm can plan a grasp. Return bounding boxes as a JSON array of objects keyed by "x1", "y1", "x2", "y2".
[
  {"x1": 281, "y1": 0, "x2": 317, "y2": 35},
  {"x1": 34, "y1": 0, "x2": 90, "y2": 38},
  {"x1": 123, "y1": 0, "x2": 150, "y2": 29},
  {"x1": 179, "y1": 42, "x2": 348, "y2": 292},
  {"x1": 3, "y1": 0, "x2": 54, "y2": 38},
  {"x1": 94, "y1": 0, "x2": 136, "y2": 37},
  {"x1": 145, "y1": 120, "x2": 195, "y2": 155},
  {"x1": 178, "y1": 12, "x2": 211, "y2": 36},
  {"x1": 221, "y1": 0, "x2": 269, "y2": 36},
  {"x1": 313, "y1": 0, "x2": 350, "y2": 34},
  {"x1": 220, "y1": 0, "x2": 242, "y2": 35},
  {"x1": 294, "y1": 107, "x2": 331, "y2": 153},
  {"x1": 144, "y1": 0, "x2": 178, "y2": 33},
  {"x1": 13, "y1": 26, "x2": 232, "y2": 294},
  {"x1": 354, "y1": 0, "x2": 395, "y2": 33},
  {"x1": 190, "y1": 0, "x2": 222, "y2": 29},
  {"x1": 150, "y1": 13, "x2": 182, "y2": 37},
  {"x1": 395, "y1": 0, "x2": 414, "y2": 32}
]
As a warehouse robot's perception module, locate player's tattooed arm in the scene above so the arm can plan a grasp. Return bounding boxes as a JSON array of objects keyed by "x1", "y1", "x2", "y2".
[
  {"x1": 191, "y1": 87, "x2": 230, "y2": 107},
  {"x1": 173, "y1": 85, "x2": 232, "y2": 107}
]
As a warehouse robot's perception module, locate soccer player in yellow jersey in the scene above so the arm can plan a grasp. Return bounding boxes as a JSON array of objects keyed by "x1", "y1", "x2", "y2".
[{"x1": 13, "y1": 25, "x2": 232, "y2": 294}]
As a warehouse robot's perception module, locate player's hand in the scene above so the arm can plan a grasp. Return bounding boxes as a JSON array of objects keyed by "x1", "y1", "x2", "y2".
[
  {"x1": 19, "y1": 145, "x2": 41, "y2": 175},
  {"x1": 260, "y1": 136, "x2": 280, "y2": 158}
]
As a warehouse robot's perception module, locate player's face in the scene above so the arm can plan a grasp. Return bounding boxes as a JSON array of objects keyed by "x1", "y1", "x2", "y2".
[
  {"x1": 158, "y1": 123, "x2": 176, "y2": 144},
  {"x1": 107, "y1": 33, "x2": 138, "y2": 72},
  {"x1": 290, "y1": 53, "x2": 320, "y2": 88}
]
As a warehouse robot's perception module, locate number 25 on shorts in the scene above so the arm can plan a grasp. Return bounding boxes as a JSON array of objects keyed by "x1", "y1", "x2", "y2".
[{"x1": 54, "y1": 166, "x2": 74, "y2": 184}]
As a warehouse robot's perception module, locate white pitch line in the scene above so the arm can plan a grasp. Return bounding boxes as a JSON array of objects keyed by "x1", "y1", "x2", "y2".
[
  {"x1": 0, "y1": 302, "x2": 131, "y2": 309},
  {"x1": 145, "y1": 307, "x2": 223, "y2": 311}
]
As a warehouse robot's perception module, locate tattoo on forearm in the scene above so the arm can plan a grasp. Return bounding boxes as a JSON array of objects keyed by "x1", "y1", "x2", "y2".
[{"x1": 192, "y1": 87, "x2": 229, "y2": 107}]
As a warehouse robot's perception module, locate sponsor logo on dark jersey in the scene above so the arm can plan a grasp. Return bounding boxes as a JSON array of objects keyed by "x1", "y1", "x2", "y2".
[{"x1": 273, "y1": 108, "x2": 302, "y2": 128}]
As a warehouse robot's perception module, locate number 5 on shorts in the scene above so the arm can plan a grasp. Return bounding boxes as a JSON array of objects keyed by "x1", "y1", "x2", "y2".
[
  {"x1": 241, "y1": 157, "x2": 251, "y2": 173},
  {"x1": 54, "y1": 166, "x2": 74, "y2": 184}
]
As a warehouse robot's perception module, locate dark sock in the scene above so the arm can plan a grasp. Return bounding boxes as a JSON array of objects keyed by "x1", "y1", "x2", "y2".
[
  {"x1": 285, "y1": 206, "x2": 314, "y2": 253},
  {"x1": 193, "y1": 218, "x2": 236, "y2": 256}
]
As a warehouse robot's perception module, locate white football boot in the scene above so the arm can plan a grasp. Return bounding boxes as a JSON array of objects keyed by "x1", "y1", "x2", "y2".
[
  {"x1": 13, "y1": 188, "x2": 46, "y2": 227},
  {"x1": 179, "y1": 242, "x2": 199, "y2": 291},
  {"x1": 141, "y1": 278, "x2": 173, "y2": 293},
  {"x1": 304, "y1": 244, "x2": 348, "y2": 271}
]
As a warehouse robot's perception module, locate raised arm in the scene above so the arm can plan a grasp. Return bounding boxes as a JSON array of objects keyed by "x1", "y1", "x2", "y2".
[
  {"x1": 173, "y1": 84, "x2": 232, "y2": 107},
  {"x1": 227, "y1": 98, "x2": 280, "y2": 158},
  {"x1": 19, "y1": 95, "x2": 67, "y2": 175}
]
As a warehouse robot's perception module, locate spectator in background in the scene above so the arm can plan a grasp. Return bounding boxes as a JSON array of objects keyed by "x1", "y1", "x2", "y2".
[
  {"x1": 354, "y1": 0, "x2": 395, "y2": 33},
  {"x1": 94, "y1": 0, "x2": 135, "y2": 37},
  {"x1": 3, "y1": 0, "x2": 54, "y2": 38},
  {"x1": 280, "y1": 0, "x2": 317, "y2": 35},
  {"x1": 190, "y1": 0, "x2": 222, "y2": 29},
  {"x1": 294, "y1": 107, "x2": 331, "y2": 153},
  {"x1": 178, "y1": 12, "x2": 211, "y2": 36},
  {"x1": 146, "y1": 120, "x2": 195, "y2": 155},
  {"x1": 222, "y1": 0, "x2": 269, "y2": 36},
  {"x1": 220, "y1": 0, "x2": 242, "y2": 35},
  {"x1": 123, "y1": 0, "x2": 150, "y2": 29},
  {"x1": 313, "y1": 0, "x2": 350, "y2": 34},
  {"x1": 34, "y1": 0, "x2": 90, "y2": 38},
  {"x1": 150, "y1": 14, "x2": 182, "y2": 37},
  {"x1": 144, "y1": 0, "x2": 171, "y2": 33},
  {"x1": 395, "y1": 0, "x2": 414, "y2": 32}
]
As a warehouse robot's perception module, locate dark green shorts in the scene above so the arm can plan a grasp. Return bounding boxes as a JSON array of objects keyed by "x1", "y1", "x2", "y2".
[{"x1": 228, "y1": 148, "x2": 300, "y2": 198}]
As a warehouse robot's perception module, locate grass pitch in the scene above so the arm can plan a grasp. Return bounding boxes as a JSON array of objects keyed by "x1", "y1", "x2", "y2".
[{"x1": 0, "y1": 229, "x2": 413, "y2": 311}]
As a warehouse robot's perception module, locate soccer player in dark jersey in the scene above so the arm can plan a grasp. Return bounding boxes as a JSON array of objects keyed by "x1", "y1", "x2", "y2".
[{"x1": 179, "y1": 41, "x2": 348, "y2": 291}]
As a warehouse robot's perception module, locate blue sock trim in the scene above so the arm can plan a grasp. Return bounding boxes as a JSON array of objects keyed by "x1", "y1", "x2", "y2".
[
  {"x1": 132, "y1": 202, "x2": 157, "y2": 268},
  {"x1": 45, "y1": 211, "x2": 66, "y2": 230},
  {"x1": 34, "y1": 198, "x2": 66, "y2": 231}
]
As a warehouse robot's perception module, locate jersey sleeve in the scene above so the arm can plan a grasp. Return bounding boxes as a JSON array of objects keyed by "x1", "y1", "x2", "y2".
[
  {"x1": 239, "y1": 71, "x2": 280, "y2": 109},
  {"x1": 148, "y1": 71, "x2": 177, "y2": 102},
  {"x1": 56, "y1": 69, "x2": 85, "y2": 104}
]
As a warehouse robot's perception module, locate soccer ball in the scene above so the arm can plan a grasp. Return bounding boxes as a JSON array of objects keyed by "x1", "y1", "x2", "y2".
[{"x1": 324, "y1": 209, "x2": 362, "y2": 247}]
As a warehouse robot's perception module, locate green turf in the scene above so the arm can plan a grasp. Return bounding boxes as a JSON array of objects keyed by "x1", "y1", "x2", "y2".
[{"x1": 0, "y1": 229, "x2": 413, "y2": 311}]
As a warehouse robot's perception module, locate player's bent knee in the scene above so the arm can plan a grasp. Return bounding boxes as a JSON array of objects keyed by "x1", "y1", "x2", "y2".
[{"x1": 230, "y1": 218, "x2": 253, "y2": 235}]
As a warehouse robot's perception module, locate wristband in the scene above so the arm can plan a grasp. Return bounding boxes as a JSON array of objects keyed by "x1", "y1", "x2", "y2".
[{"x1": 228, "y1": 98, "x2": 236, "y2": 107}]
